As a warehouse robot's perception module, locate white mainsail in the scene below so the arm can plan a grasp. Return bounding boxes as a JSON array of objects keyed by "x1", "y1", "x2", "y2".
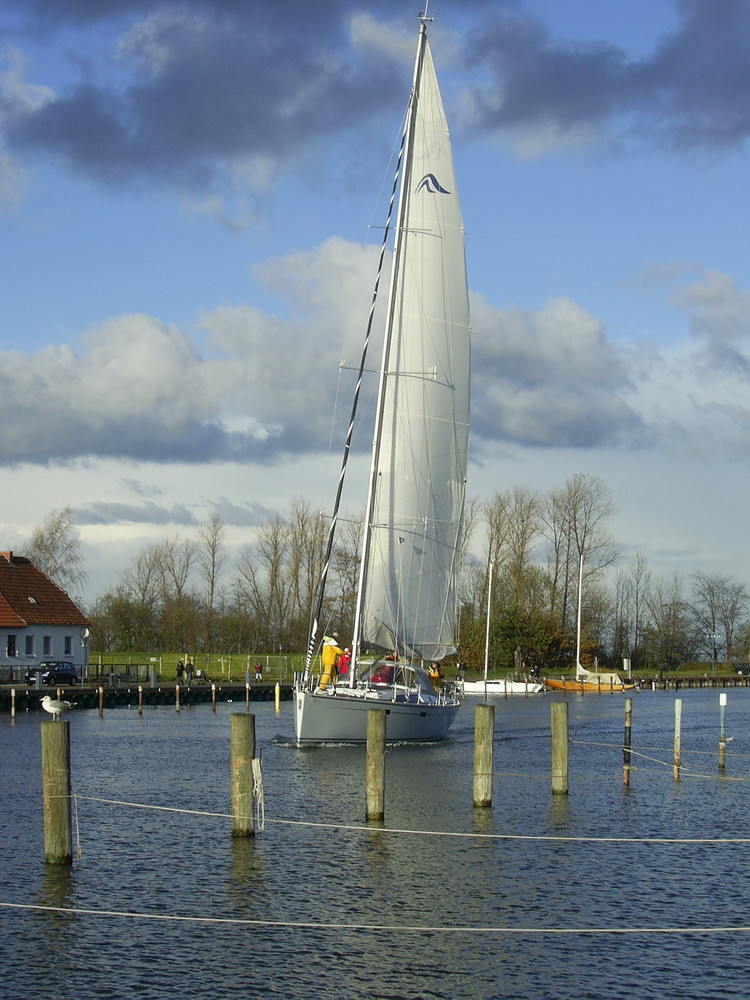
[{"x1": 359, "y1": 35, "x2": 470, "y2": 663}]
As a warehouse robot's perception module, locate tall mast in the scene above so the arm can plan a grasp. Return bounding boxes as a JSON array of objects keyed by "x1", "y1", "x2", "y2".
[
  {"x1": 575, "y1": 551, "x2": 584, "y2": 674},
  {"x1": 349, "y1": 17, "x2": 430, "y2": 677}
]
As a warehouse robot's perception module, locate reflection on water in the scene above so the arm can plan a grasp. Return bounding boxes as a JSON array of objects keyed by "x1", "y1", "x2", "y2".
[{"x1": 2, "y1": 691, "x2": 750, "y2": 999}]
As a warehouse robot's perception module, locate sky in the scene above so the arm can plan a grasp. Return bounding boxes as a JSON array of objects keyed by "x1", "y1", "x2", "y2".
[{"x1": 2, "y1": 0, "x2": 750, "y2": 606}]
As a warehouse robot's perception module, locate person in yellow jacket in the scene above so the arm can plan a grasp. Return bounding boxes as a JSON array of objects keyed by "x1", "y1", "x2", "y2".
[
  {"x1": 318, "y1": 633, "x2": 344, "y2": 691},
  {"x1": 428, "y1": 661, "x2": 445, "y2": 693}
]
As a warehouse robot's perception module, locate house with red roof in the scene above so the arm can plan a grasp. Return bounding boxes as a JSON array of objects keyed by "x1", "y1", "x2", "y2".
[{"x1": 0, "y1": 551, "x2": 91, "y2": 681}]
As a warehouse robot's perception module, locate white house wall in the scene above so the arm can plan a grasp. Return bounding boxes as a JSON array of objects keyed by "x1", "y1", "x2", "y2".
[{"x1": 1, "y1": 624, "x2": 90, "y2": 680}]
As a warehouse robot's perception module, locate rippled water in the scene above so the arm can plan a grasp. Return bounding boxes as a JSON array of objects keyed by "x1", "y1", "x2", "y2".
[{"x1": 3, "y1": 689, "x2": 750, "y2": 999}]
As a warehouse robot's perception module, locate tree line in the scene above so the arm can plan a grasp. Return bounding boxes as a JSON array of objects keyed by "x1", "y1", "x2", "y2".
[{"x1": 22, "y1": 476, "x2": 750, "y2": 675}]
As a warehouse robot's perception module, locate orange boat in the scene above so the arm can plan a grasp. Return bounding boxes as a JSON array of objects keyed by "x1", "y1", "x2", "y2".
[{"x1": 543, "y1": 669, "x2": 635, "y2": 693}]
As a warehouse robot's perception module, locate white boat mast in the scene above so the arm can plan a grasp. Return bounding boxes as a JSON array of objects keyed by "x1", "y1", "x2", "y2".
[
  {"x1": 484, "y1": 560, "x2": 494, "y2": 684},
  {"x1": 575, "y1": 551, "x2": 584, "y2": 676},
  {"x1": 349, "y1": 17, "x2": 430, "y2": 677}
]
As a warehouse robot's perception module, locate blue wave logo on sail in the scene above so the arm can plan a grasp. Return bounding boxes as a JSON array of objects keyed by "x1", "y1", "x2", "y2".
[{"x1": 415, "y1": 173, "x2": 450, "y2": 195}]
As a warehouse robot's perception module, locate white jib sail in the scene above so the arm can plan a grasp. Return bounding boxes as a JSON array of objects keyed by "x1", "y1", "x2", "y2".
[{"x1": 362, "y1": 36, "x2": 471, "y2": 662}]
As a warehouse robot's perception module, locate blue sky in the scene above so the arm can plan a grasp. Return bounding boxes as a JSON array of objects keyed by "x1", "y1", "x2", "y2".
[{"x1": 2, "y1": 0, "x2": 750, "y2": 604}]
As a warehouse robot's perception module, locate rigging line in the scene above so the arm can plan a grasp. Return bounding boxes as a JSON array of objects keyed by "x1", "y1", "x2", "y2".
[
  {"x1": 303, "y1": 101, "x2": 410, "y2": 681},
  {"x1": 72, "y1": 793, "x2": 82, "y2": 860},
  {"x1": 75, "y1": 795, "x2": 232, "y2": 818},
  {"x1": 568, "y1": 741, "x2": 750, "y2": 777},
  {"x1": 70, "y1": 797, "x2": 750, "y2": 842},
  {"x1": 2, "y1": 901, "x2": 750, "y2": 936},
  {"x1": 571, "y1": 738, "x2": 744, "y2": 759}
]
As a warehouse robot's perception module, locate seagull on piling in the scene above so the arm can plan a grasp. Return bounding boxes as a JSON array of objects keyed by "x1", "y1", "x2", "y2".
[{"x1": 41, "y1": 695, "x2": 77, "y2": 721}]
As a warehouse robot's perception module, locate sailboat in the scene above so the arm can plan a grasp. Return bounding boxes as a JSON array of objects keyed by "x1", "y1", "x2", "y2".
[
  {"x1": 460, "y1": 562, "x2": 543, "y2": 696},
  {"x1": 543, "y1": 554, "x2": 634, "y2": 693},
  {"x1": 294, "y1": 9, "x2": 468, "y2": 742}
]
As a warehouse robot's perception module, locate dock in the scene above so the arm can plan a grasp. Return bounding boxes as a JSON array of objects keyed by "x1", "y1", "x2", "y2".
[{"x1": 0, "y1": 682, "x2": 294, "y2": 714}]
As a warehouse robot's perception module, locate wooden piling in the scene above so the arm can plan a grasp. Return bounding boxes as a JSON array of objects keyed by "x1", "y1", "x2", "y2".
[
  {"x1": 365, "y1": 709, "x2": 386, "y2": 822},
  {"x1": 719, "y1": 693, "x2": 727, "y2": 771},
  {"x1": 138, "y1": 685, "x2": 143, "y2": 715},
  {"x1": 275, "y1": 681, "x2": 281, "y2": 714},
  {"x1": 41, "y1": 720, "x2": 73, "y2": 864},
  {"x1": 473, "y1": 702, "x2": 495, "y2": 808},
  {"x1": 10, "y1": 687, "x2": 15, "y2": 720},
  {"x1": 673, "y1": 698, "x2": 682, "y2": 780},
  {"x1": 175, "y1": 683, "x2": 181, "y2": 713},
  {"x1": 211, "y1": 683, "x2": 217, "y2": 713},
  {"x1": 623, "y1": 697, "x2": 633, "y2": 786},
  {"x1": 551, "y1": 701, "x2": 569, "y2": 795},
  {"x1": 230, "y1": 713, "x2": 255, "y2": 838},
  {"x1": 245, "y1": 682, "x2": 251, "y2": 712},
  {"x1": 98, "y1": 686, "x2": 104, "y2": 718}
]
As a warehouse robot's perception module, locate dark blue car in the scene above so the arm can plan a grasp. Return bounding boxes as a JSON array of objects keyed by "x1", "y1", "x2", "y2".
[{"x1": 24, "y1": 661, "x2": 79, "y2": 686}]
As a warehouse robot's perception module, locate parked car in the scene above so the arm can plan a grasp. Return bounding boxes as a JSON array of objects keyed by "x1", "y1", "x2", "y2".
[{"x1": 24, "y1": 661, "x2": 79, "y2": 686}]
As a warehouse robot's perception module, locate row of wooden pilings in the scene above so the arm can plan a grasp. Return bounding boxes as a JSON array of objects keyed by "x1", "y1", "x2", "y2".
[
  {"x1": 40, "y1": 713, "x2": 262, "y2": 864},
  {"x1": 40, "y1": 695, "x2": 729, "y2": 863}
]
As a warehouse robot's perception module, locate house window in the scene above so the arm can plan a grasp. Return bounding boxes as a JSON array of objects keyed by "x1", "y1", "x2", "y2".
[
  {"x1": 64, "y1": 636, "x2": 72, "y2": 656},
  {"x1": 43, "y1": 636, "x2": 51, "y2": 655},
  {"x1": 25, "y1": 635, "x2": 34, "y2": 656},
  {"x1": 7, "y1": 634, "x2": 16, "y2": 657}
]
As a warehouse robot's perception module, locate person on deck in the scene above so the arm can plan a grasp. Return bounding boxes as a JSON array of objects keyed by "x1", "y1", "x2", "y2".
[
  {"x1": 428, "y1": 661, "x2": 445, "y2": 692},
  {"x1": 318, "y1": 633, "x2": 344, "y2": 691},
  {"x1": 338, "y1": 648, "x2": 351, "y2": 678}
]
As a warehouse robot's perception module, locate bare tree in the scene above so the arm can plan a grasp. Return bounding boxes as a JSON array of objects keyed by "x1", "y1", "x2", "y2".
[
  {"x1": 24, "y1": 506, "x2": 87, "y2": 599},
  {"x1": 493, "y1": 486, "x2": 542, "y2": 608},
  {"x1": 691, "y1": 573, "x2": 750, "y2": 669},
  {"x1": 612, "y1": 551, "x2": 652, "y2": 668},
  {"x1": 158, "y1": 536, "x2": 197, "y2": 599},
  {"x1": 235, "y1": 518, "x2": 293, "y2": 650},
  {"x1": 197, "y1": 514, "x2": 227, "y2": 612},
  {"x1": 644, "y1": 573, "x2": 697, "y2": 670},
  {"x1": 330, "y1": 514, "x2": 363, "y2": 642},
  {"x1": 121, "y1": 544, "x2": 162, "y2": 606},
  {"x1": 542, "y1": 473, "x2": 617, "y2": 628},
  {"x1": 197, "y1": 513, "x2": 227, "y2": 654},
  {"x1": 286, "y1": 498, "x2": 328, "y2": 641}
]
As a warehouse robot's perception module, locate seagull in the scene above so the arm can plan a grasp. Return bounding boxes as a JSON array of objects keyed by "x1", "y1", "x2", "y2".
[{"x1": 41, "y1": 695, "x2": 77, "y2": 721}]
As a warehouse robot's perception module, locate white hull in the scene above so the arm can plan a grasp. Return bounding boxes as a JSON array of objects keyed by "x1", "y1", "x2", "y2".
[
  {"x1": 461, "y1": 678, "x2": 543, "y2": 696},
  {"x1": 294, "y1": 687, "x2": 459, "y2": 743}
]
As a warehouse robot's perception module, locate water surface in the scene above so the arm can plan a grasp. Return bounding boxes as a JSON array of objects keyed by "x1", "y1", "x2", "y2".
[{"x1": 2, "y1": 689, "x2": 749, "y2": 999}]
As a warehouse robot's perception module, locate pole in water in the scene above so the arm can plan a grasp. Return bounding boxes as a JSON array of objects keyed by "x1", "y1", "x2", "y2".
[
  {"x1": 211, "y1": 682, "x2": 217, "y2": 713},
  {"x1": 719, "y1": 692, "x2": 727, "y2": 770},
  {"x1": 551, "y1": 701, "x2": 569, "y2": 794},
  {"x1": 623, "y1": 697, "x2": 633, "y2": 787},
  {"x1": 673, "y1": 698, "x2": 682, "y2": 780},
  {"x1": 275, "y1": 681, "x2": 281, "y2": 714},
  {"x1": 10, "y1": 687, "x2": 15, "y2": 720},
  {"x1": 98, "y1": 686, "x2": 104, "y2": 718},
  {"x1": 365, "y1": 709, "x2": 386, "y2": 822},
  {"x1": 41, "y1": 720, "x2": 73, "y2": 864},
  {"x1": 245, "y1": 681, "x2": 251, "y2": 712},
  {"x1": 230, "y1": 713, "x2": 256, "y2": 837},
  {"x1": 138, "y1": 684, "x2": 143, "y2": 715},
  {"x1": 473, "y1": 702, "x2": 495, "y2": 808}
]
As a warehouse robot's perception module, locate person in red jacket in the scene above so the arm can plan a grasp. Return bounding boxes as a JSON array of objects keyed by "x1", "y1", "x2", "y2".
[{"x1": 338, "y1": 648, "x2": 351, "y2": 678}]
